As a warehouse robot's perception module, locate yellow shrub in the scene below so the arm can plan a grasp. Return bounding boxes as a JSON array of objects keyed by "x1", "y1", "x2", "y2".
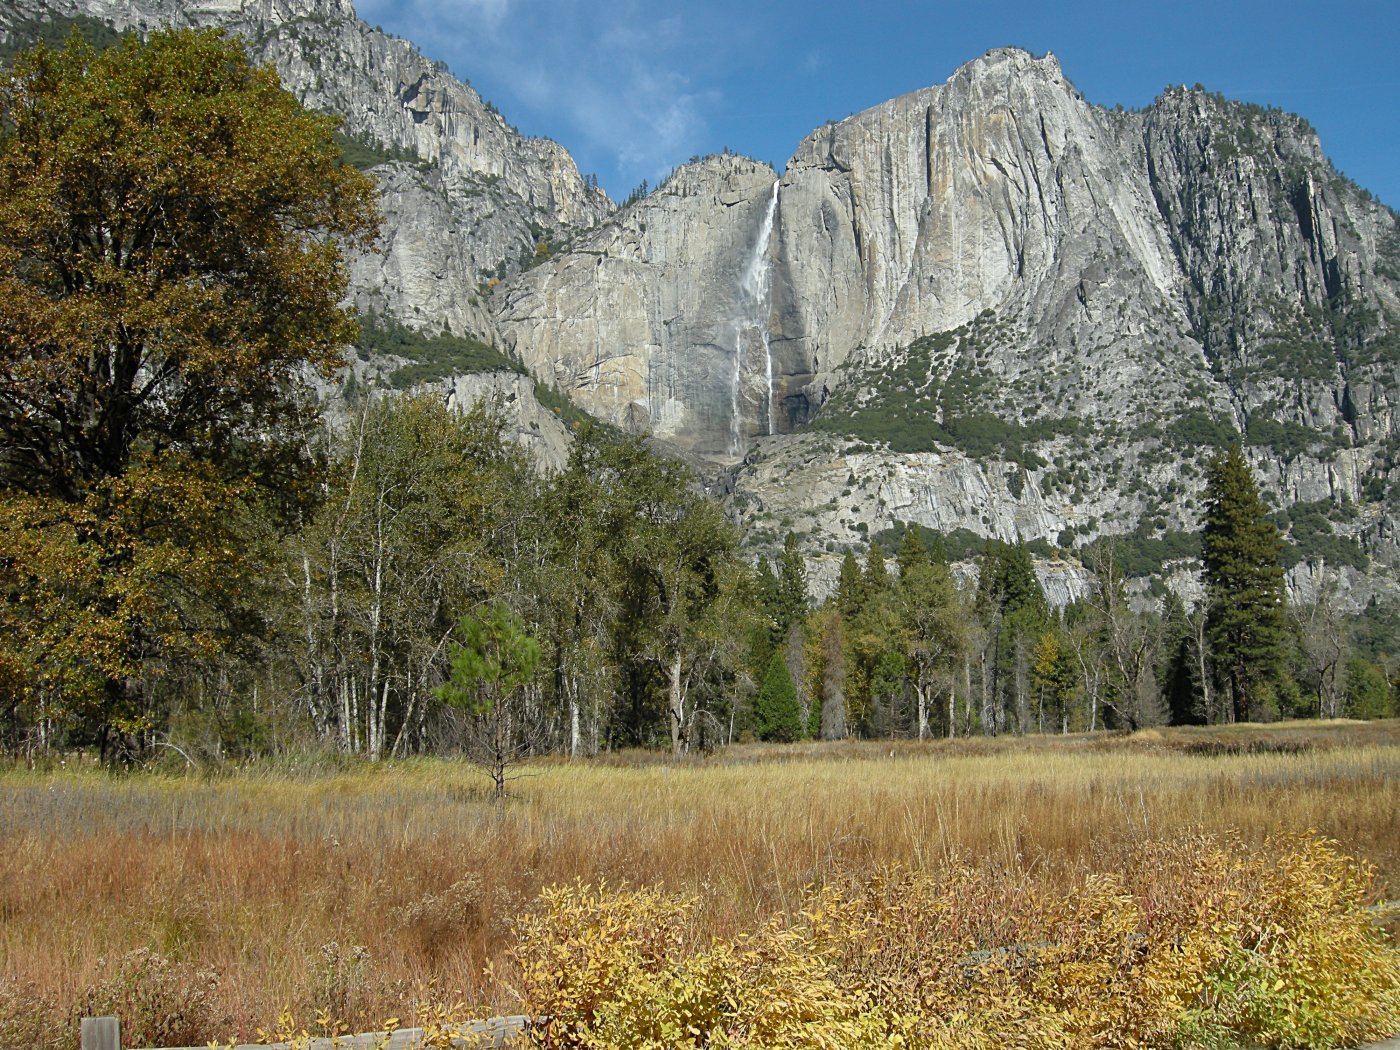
[
  {"x1": 1183, "y1": 834, "x2": 1400, "y2": 1049},
  {"x1": 508, "y1": 834, "x2": 1400, "y2": 1050}
]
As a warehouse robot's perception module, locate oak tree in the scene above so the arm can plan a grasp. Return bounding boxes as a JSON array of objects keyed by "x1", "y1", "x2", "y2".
[{"x1": 0, "y1": 28, "x2": 378, "y2": 755}]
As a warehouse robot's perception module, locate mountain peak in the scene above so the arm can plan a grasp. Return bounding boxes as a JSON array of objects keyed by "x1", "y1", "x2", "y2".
[{"x1": 950, "y1": 46, "x2": 1066, "y2": 85}]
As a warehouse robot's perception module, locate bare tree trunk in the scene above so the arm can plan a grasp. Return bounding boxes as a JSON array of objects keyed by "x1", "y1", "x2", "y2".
[
  {"x1": 301, "y1": 552, "x2": 325, "y2": 730},
  {"x1": 338, "y1": 675, "x2": 351, "y2": 753},
  {"x1": 568, "y1": 677, "x2": 581, "y2": 759},
  {"x1": 1195, "y1": 614, "x2": 1215, "y2": 724},
  {"x1": 391, "y1": 665, "x2": 415, "y2": 759},
  {"x1": 915, "y1": 677, "x2": 929, "y2": 741},
  {"x1": 371, "y1": 678, "x2": 390, "y2": 763},
  {"x1": 962, "y1": 652, "x2": 973, "y2": 737},
  {"x1": 668, "y1": 650, "x2": 685, "y2": 757}
]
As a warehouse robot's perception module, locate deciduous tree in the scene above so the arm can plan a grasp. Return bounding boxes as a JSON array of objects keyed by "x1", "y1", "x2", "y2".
[{"x1": 0, "y1": 29, "x2": 378, "y2": 756}]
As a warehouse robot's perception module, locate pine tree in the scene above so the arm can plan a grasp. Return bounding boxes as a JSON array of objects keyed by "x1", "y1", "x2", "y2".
[
  {"x1": 897, "y1": 528, "x2": 929, "y2": 578},
  {"x1": 1159, "y1": 590, "x2": 1203, "y2": 726},
  {"x1": 977, "y1": 540, "x2": 1049, "y2": 734},
  {"x1": 776, "y1": 532, "x2": 809, "y2": 636},
  {"x1": 836, "y1": 550, "x2": 864, "y2": 619},
  {"x1": 1201, "y1": 445, "x2": 1289, "y2": 722},
  {"x1": 753, "y1": 556, "x2": 783, "y2": 651},
  {"x1": 863, "y1": 541, "x2": 890, "y2": 598},
  {"x1": 755, "y1": 650, "x2": 802, "y2": 742}
]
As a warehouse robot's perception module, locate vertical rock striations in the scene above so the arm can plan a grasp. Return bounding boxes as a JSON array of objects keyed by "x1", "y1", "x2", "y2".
[
  {"x1": 7, "y1": 6, "x2": 1400, "y2": 599},
  {"x1": 495, "y1": 155, "x2": 784, "y2": 460}
]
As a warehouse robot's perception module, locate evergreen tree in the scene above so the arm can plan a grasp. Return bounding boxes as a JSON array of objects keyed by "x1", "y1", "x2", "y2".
[
  {"x1": 1201, "y1": 446, "x2": 1289, "y2": 722},
  {"x1": 976, "y1": 540, "x2": 1049, "y2": 734},
  {"x1": 1159, "y1": 591, "x2": 1203, "y2": 726},
  {"x1": 928, "y1": 531, "x2": 950, "y2": 566},
  {"x1": 897, "y1": 528, "x2": 929, "y2": 578},
  {"x1": 836, "y1": 550, "x2": 864, "y2": 619},
  {"x1": 863, "y1": 541, "x2": 890, "y2": 598},
  {"x1": 753, "y1": 556, "x2": 784, "y2": 652},
  {"x1": 776, "y1": 532, "x2": 809, "y2": 636},
  {"x1": 977, "y1": 540, "x2": 1047, "y2": 621},
  {"x1": 755, "y1": 650, "x2": 802, "y2": 742},
  {"x1": 435, "y1": 603, "x2": 541, "y2": 802}
]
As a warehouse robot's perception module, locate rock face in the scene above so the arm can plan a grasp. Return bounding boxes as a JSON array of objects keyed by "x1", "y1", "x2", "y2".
[
  {"x1": 492, "y1": 48, "x2": 1400, "y2": 605},
  {"x1": 7, "y1": 7, "x2": 1400, "y2": 601},
  {"x1": 496, "y1": 155, "x2": 786, "y2": 460},
  {"x1": 317, "y1": 362, "x2": 573, "y2": 475},
  {"x1": 1, "y1": 0, "x2": 611, "y2": 339}
]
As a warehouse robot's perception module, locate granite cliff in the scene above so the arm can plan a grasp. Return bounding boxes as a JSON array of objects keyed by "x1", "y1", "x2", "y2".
[
  {"x1": 1, "y1": 0, "x2": 610, "y2": 335},
  {"x1": 492, "y1": 49, "x2": 1400, "y2": 604},
  {"x1": 5, "y1": 7, "x2": 1400, "y2": 604},
  {"x1": 0, "y1": 0, "x2": 609, "y2": 458}
]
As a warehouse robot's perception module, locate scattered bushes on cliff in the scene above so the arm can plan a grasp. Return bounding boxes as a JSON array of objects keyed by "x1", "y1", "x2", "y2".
[{"x1": 354, "y1": 312, "x2": 523, "y2": 387}]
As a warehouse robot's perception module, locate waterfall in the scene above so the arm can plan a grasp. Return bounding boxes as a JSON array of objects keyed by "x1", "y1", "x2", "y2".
[{"x1": 731, "y1": 179, "x2": 780, "y2": 455}]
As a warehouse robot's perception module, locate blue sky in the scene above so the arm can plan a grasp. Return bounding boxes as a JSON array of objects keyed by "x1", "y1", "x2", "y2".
[{"x1": 353, "y1": 0, "x2": 1400, "y2": 208}]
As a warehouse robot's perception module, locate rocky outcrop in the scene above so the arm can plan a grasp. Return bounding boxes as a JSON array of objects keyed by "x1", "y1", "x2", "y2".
[
  {"x1": 775, "y1": 50, "x2": 1185, "y2": 378},
  {"x1": 8, "y1": 5, "x2": 1400, "y2": 598},
  {"x1": 495, "y1": 155, "x2": 785, "y2": 460},
  {"x1": 482, "y1": 47, "x2": 1394, "y2": 606},
  {"x1": 437, "y1": 372, "x2": 574, "y2": 473},
  {"x1": 319, "y1": 365, "x2": 573, "y2": 472},
  {"x1": 2, "y1": 0, "x2": 611, "y2": 338}
]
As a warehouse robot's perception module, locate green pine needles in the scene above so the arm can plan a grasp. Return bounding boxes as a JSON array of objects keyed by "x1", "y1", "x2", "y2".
[
  {"x1": 1202, "y1": 446, "x2": 1291, "y2": 722},
  {"x1": 755, "y1": 651, "x2": 802, "y2": 742}
]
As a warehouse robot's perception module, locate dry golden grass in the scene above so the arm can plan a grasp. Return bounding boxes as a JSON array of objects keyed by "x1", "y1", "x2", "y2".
[{"x1": 2, "y1": 720, "x2": 1399, "y2": 1046}]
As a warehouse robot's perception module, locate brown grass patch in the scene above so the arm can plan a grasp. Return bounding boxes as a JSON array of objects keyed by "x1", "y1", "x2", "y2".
[{"x1": 2, "y1": 721, "x2": 1398, "y2": 1045}]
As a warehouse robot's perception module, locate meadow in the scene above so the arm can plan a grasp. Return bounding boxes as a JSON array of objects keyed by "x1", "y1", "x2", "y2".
[{"x1": 3, "y1": 720, "x2": 1400, "y2": 1048}]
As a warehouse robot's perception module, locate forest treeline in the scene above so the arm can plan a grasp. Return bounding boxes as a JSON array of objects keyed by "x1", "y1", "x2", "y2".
[
  {"x1": 5, "y1": 391, "x2": 1397, "y2": 766},
  {"x1": 1, "y1": 29, "x2": 1396, "y2": 768}
]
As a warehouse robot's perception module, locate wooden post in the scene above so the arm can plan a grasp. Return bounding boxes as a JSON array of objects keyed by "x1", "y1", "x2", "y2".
[{"x1": 80, "y1": 1015, "x2": 120, "y2": 1050}]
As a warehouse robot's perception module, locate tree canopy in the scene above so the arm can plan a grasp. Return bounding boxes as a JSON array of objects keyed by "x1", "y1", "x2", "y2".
[{"x1": 0, "y1": 28, "x2": 378, "y2": 757}]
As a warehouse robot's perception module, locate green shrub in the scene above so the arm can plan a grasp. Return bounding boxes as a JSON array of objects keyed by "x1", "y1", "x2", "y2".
[
  {"x1": 331, "y1": 129, "x2": 422, "y2": 170},
  {"x1": 355, "y1": 313, "x2": 523, "y2": 386},
  {"x1": 0, "y1": 15, "x2": 125, "y2": 67}
]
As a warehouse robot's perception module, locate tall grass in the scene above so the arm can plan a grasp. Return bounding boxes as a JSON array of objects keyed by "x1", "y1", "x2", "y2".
[{"x1": 2, "y1": 721, "x2": 1398, "y2": 1045}]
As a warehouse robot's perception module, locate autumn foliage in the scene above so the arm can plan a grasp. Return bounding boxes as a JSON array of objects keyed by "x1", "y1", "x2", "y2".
[
  {"x1": 512, "y1": 834, "x2": 1400, "y2": 1050},
  {"x1": 0, "y1": 28, "x2": 378, "y2": 757}
]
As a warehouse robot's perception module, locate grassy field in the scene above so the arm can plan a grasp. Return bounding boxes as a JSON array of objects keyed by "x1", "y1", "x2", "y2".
[{"x1": 2, "y1": 720, "x2": 1400, "y2": 1047}]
